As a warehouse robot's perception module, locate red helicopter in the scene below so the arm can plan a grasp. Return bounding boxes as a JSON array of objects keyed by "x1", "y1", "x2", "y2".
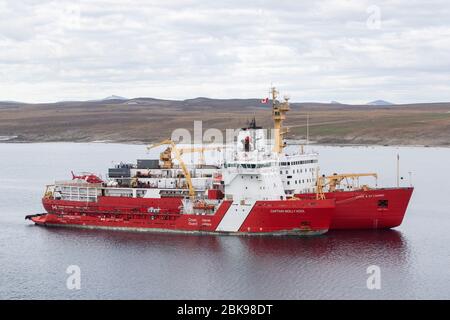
[{"x1": 71, "y1": 171, "x2": 103, "y2": 184}]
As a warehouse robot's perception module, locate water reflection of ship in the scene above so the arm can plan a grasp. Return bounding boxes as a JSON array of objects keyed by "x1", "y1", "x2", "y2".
[
  {"x1": 238, "y1": 230, "x2": 409, "y2": 264},
  {"x1": 39, "y1": 226, "x2": 223, "y2": 251},
  {"x1": 38, "y1": 227, "x2": 414, "y2": 298},
  {"x1": 40, "y1": 227, "x2": 408, "y2": 262},
  {"x1": 229, "y1": 230, "x2": 414, "y2": 299}
]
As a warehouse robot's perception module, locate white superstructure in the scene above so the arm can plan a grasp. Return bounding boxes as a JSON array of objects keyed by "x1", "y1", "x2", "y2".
[
  {"x1": 222, "y1": 120, "x2": 318, "y2": 201},
  {"x1": 105, "y1": 88, "x2": 320, "y2": 201}
]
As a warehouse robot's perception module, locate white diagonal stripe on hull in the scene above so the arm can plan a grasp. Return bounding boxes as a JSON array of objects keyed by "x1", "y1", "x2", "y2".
[{"x1": 216, "y1": 200, "x2": 256, "y2": 232}]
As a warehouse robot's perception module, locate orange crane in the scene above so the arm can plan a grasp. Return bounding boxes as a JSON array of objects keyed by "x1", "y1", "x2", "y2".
[
  {"x1": 147, "y1": 139, "x2": 224, "y2": 199},
  {"x1": 147, "y1": 139, "x2": 196, "y2": 199},
  {"x1": 316, "y1": 172, "x2": 378, "y2": 199}
]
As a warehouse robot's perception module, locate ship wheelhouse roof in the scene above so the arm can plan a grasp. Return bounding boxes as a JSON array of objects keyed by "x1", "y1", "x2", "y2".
[{"x1": 224, "y1": 161, "x2": 276, "y2": 169}]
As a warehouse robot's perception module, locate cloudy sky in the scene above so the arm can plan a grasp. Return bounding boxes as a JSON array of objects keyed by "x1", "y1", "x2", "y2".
[{"x1": 0, "y1": 0, "x2": 450, "y2": 103}]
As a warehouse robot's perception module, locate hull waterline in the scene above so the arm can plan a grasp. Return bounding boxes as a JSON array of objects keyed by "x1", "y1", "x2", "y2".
[{"x1": 28, "y1": 197, "x2": 335, "y2": 236}]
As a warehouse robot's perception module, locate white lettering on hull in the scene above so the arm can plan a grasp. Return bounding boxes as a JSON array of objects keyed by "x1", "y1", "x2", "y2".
[{"x1": 270, "y1": 209, "x2": 305, "y2": 214}]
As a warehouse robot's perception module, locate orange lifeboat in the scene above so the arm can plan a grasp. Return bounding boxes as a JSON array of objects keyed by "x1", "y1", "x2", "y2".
[{"x1": 193, "y1": 200, "x2": 215, "y2": 211}]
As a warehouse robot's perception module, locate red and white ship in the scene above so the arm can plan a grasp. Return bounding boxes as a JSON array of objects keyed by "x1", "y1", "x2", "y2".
[{"x1": 26, "y1": 88, "x2": 413, "y2": 235}]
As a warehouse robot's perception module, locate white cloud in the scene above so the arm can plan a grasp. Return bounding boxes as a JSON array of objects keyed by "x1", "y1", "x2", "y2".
[{"x1": 0, "y1": 0, "x2": 450, "y2": 103}]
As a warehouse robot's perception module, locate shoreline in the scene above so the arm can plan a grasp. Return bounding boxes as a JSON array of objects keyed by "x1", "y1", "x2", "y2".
[
  {"x1": 0, "y1": 139, "x2": 448, "y2": 149},
  {"x1": 2, "y1": 100, "x2": 449, "y2": 149}
]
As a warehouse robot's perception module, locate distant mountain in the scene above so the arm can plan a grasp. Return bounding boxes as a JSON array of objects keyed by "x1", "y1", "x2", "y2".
[
  {"x1": 102, "y1": 95, "x2": 128, "y2": 101},
  {"x1": 330, "y1": 101, "x2": 342, "y2": 104},
  {"x1": 0, "y1": 100, "x2": 23, "y2": 104},
  {"x1": 367, "y1": 100, "x2": 394, "y2": 106}
]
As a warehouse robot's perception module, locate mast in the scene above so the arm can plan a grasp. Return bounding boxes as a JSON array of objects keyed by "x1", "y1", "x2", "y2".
[
  {"x1": 271, "y1": 87, "x2": 290, "y2": 154},
  {"x1": 306, "y1": 113, "x2": 309, "y2": 146}
]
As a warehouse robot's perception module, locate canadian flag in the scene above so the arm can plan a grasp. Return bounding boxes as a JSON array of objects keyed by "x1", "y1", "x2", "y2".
[{"x1": 261, "y1": 97, "x2": 269, "y2": 104}]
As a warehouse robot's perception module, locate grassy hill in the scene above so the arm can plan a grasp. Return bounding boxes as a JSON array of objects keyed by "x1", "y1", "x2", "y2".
[{"x1": 1, "y1": 98, "x2": 449, "y2": 146}]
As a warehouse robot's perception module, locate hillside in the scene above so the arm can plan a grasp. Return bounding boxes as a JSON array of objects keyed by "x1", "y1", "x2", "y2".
[{"x1": 1, "y1": 98, "x2": 449, "y2": 146}]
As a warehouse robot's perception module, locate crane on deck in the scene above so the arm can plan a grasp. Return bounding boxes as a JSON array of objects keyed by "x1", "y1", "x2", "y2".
[
  {"x1": 147, "y1": 139, "x2": 195, "y2": 199},
  {"x1": 316, "y1": 173, "x2": 378, "y2": 199},
  {"x1": 147, "y1": 139, "x2": 224, "y2": 200}
]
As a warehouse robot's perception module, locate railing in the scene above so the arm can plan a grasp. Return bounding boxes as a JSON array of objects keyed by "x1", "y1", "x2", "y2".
[{"x1": 55, "y1": 185, "x2": 100, "y2": 202}]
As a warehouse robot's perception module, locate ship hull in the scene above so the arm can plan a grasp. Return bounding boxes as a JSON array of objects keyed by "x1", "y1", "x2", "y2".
[
  {"x1": 296, "y1": 187, "x2": 413, "y2": 230},
  {"x1": 30, "y1": 197, "x2": 335, "y2": 236}
]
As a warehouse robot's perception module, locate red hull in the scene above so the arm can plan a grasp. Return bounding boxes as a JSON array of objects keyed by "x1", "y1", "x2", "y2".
[
  {"x1": 296, "y1": 187, "x2": 413, "y2": 230},
  {"x1": 30, "y1": 197, "x2": 335, "y2": 236}
]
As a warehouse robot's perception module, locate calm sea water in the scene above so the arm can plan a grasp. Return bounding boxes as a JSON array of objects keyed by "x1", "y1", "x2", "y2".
[{"x1": 0, "y1": 143, "x2": 449, "y2": 299}]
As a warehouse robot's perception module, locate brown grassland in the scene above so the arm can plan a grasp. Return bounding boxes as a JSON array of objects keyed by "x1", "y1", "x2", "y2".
[{"x1": 1, "y1": 98, "x2": 449, "y2": 146}]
